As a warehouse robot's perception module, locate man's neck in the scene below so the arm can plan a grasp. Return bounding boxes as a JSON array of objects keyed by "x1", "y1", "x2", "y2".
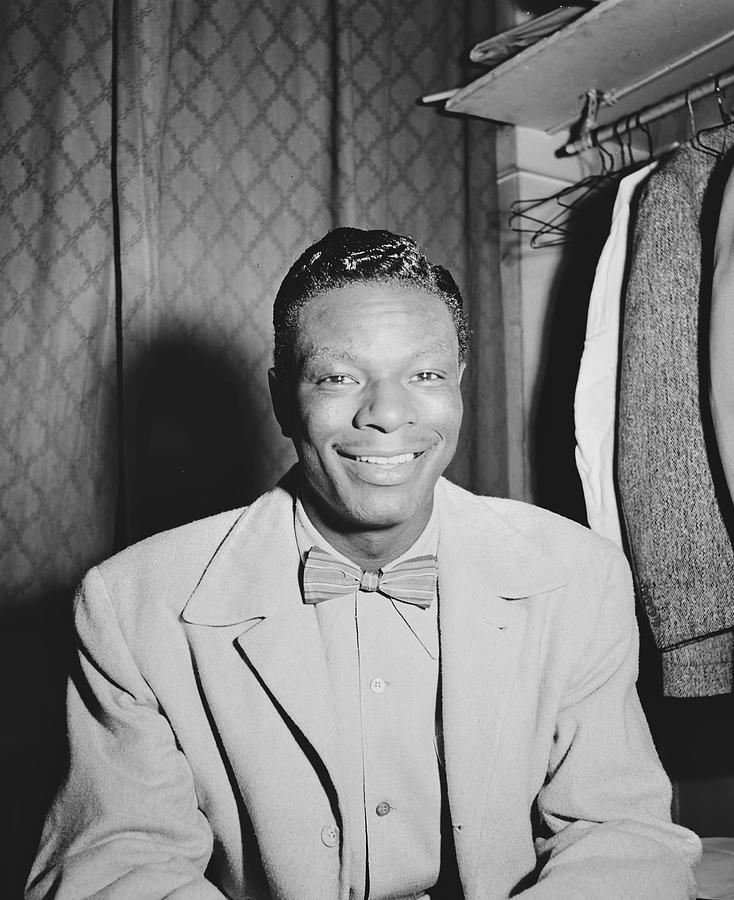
[{"x1": 300, "y1": 497, "x2": 432, "y2": 572}]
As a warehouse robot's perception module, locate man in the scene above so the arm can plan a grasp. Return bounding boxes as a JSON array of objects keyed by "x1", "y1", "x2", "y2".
[{"x1": 27, "y1": 228, "x2": 700, "y2": 899}]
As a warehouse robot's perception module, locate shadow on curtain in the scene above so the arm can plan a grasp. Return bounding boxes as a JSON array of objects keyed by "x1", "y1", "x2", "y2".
[{"x1": 0, "y1": 0, "x2": 503, "y2": 894}]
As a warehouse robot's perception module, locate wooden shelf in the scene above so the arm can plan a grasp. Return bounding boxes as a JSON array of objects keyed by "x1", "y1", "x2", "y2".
[{"x1": 445, "y1": 0, "x2": 734, "y2": 134}]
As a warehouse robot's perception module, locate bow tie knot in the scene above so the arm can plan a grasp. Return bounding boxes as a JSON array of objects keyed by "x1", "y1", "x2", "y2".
[
  {"x1": 303, "y1": 546, "x2": 437, "y2": 608},
  {"x1": 359, "y1": 569, "x2": 381, "y2": 592}
]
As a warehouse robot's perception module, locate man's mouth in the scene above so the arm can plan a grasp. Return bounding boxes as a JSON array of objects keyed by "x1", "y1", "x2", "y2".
[{"x1": 338, "y1": 450, "x2": 425, "y2": 468}]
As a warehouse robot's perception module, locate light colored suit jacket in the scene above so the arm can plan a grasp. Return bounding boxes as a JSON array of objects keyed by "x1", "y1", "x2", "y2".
[{"x1": 26, "y1": 473, "x2": 700, "y2": 899}]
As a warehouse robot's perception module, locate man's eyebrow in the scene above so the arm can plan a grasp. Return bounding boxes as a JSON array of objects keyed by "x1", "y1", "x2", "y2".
[
  {"x1": 303, "y1": 347, "x2": 355, "y2": 363},
  {"x1": 413, "y1": 341, "x2": 455, "y2": 357},
  {"x1": 303, "y1": 342, "x2": 455, "y2": 363}
]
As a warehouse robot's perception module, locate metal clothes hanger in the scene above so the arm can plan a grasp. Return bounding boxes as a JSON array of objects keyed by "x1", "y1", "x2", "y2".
[
  {"x1": 686, "y1": 80, "x2": 734, "y2": 161},
  {"x1": 508, "y1": 143, "x2": 621, "y2": 248},
  {"x1": 637, "y1": 113, "x2": 655, "y2": 162},
  {"x1": 507, "y1": 121, "x2": 660, "y2": 248},
  {"x1": 508, "y1": 74, "x2": 734, "y2": 248},
  {"x1": 694, "y1": 77, "x2": 733, "y2": 158}
]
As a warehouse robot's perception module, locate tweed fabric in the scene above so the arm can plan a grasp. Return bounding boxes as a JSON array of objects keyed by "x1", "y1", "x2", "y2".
[{"x1": 617, "y1": 131, "x2": 734, "y2": 697}]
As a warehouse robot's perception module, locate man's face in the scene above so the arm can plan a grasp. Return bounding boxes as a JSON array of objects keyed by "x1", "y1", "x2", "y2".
[{"x1": 271, "y1": 281, "x2": 465, "y2": 541}]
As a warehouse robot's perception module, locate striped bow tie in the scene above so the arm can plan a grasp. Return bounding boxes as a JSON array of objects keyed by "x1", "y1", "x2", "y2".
[{"x1": 302, "y1": 546, "x2": 437, "y2": 608}]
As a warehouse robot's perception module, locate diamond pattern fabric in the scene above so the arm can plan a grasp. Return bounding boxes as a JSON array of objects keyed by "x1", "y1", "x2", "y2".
[
  {"x1": 114, "y1": 0, "x2": 504, "y2": 543},
  {"x1": 3, "y1": 0, "x2": 503, "y2": 605},
  {"x1": 1, "y1": 1, "x2": 118, "y2": 611},
  {"x1": 1, "y1": 0, "x2": 508, "y2": 609}
]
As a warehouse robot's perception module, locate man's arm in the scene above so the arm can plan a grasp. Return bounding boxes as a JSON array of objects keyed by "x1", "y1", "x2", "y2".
[
  {"x1": 518, "y1": 550, "x2": 701, "y2": 899},
  {"x1": 25, "y1": 567, "x2": 227, "y2": 900}
]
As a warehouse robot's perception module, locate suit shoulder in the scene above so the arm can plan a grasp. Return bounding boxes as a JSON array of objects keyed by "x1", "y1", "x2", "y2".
[
  {"x1": 482, "y1": 495, "x2": 605, "y2": 540},
  {"x1": 440, "y1": 478, "x2": 627, "y2": 571},
  {"x1": 492, "y1": 496, "x2": 625, "y2": 561},
  {"x1": 93, "y1": 507, "x2": 246, "y2": 606}
]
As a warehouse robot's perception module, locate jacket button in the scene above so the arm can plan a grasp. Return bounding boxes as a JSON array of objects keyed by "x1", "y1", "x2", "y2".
[
  {"x1": 375, "y1": 801, "x2": 391, "y2": 817},
  {"x1": 369, "y1": 676, "x2": 387, "y2": 693},
  {"x1": 321, "y1": 824, "x2": 339, "y2": 847}
]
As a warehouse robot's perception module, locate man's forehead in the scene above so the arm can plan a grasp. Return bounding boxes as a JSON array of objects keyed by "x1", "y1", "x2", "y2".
[{"x1": 288, "y1": 281, "x2": 461, "y2": 369}]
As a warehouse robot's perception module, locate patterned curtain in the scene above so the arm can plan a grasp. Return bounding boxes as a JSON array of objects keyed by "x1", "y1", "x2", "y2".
[{"x1": 1, "y1": 0, "x2": 502, "y2": 893}]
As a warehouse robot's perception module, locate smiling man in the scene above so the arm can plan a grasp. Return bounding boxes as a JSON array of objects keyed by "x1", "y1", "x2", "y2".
[
  {"x1": 27, "y1": 228, "x2": 700, "y2": 900},
  {"x1": 270, "y1": 270, "x2": 465, "y2": 567}
]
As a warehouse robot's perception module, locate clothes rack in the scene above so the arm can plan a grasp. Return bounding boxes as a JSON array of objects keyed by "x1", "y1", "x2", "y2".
[{"x1": 561, "y1": 68, "x2": 734, "y2": 157}]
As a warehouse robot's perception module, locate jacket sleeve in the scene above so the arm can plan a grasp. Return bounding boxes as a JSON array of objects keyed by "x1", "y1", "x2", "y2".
[
  {"x1": 25, "y1": 567, "x2": 228, "y2": 900},
  {"x1": 517, "y1": 549, "x2": 702, "y2": 899}
]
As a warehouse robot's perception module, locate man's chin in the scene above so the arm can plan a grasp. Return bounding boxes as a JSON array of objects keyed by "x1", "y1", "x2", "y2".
[
  {"x1": 300, "y1": 466, "x2": 438, "y2": 534},
  {"x1": 340, "y1": 490, "x2": 432, "y2": 533}
]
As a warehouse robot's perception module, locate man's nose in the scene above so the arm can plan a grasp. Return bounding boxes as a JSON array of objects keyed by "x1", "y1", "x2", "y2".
[{"x1": 353, "y1": 380, "x2": 416, "y2": 433}]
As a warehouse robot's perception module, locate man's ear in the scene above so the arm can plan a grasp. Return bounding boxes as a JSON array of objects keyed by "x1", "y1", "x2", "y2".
[
  {"x1": 458, "y1": 360, "x2": 467, "y2": 384},
  {"x1": 268, "y1": 366, "x2": 294, "y2": 439}
]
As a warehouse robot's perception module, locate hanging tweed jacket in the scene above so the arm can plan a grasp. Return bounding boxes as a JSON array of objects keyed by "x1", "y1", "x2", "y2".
[{"x1": 617, "y1": 130, "x2": 734, "y2": 698}]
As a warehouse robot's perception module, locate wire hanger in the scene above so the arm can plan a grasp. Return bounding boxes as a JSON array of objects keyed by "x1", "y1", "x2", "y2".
[
  {"x1": 693, "y1": 77, "x2": 733, "y2": 159},
  {"x1": 687, "y1": 91, "x2": 721, "y2": 159},
  {"x1": 508, "y1": 146, "x2": 618, "y2": 247},
  {"x1": 507, "y1": 121, "x2": 658, "y2": 248},
  {"x1": 506, "y1": 82, "x2": 678, "y2": 248},
  {"x1": 508, "y1": 71, "x2": 734, "y2": 248},
  {"x1": 510, "y1": 68, "x2": 734, "y2": 248},
  {"x1": 636, "y1": 113, "x2": 655, "y2": 161}
]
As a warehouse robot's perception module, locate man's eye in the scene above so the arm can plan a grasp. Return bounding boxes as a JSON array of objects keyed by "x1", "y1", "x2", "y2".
[
  {"x1": 319, "y1": 374, "x2": 357, "y2": 385},
  {"x1": 411, "y1": 371, "x2": 443, "y2": 382}
]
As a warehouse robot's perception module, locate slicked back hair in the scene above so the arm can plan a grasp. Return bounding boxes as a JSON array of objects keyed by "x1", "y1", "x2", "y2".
[{"x1": 272, "y1": 227, "x2": 469, "y2": 375}]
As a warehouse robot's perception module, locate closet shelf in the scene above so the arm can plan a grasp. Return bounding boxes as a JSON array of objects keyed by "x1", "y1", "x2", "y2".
[{"x1": 442, "y1": 0, "x2": 734, "y2": 135}]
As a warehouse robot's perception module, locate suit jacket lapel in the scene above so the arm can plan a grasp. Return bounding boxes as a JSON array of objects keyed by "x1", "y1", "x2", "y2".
[
  {"x1": 436, "y1": 480, "x2": 569, "y2": 889},
  {"x1": 181, "y1": 475, "x2": 345, "y2": 794}
]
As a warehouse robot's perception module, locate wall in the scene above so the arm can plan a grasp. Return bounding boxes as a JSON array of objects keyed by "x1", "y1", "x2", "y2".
[{"x1": 495, "y1": 125, "x2": 613, "y2": 517}]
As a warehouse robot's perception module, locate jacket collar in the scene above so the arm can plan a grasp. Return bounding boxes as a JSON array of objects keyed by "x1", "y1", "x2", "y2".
[
  {"x1": 434, "y1": 478, "x2": 569, "y2": 599},
  {"x1": 181, "y1": 470, "x2": 569, "y2": 626}
]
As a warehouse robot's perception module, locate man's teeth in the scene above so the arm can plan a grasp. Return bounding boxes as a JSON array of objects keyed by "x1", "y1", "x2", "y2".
[{"x1": 355, "y1": 453, "x2": 416, "y2": 466}]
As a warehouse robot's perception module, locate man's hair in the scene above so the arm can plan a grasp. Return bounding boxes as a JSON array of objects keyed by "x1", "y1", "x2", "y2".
[{"x1": 273, "y1": 227, "x2": 469, "y2": 373}]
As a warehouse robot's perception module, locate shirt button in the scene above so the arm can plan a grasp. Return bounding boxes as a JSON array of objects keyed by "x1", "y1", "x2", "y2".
[
  {"x1": 369, "y1": 676, "x2": 386, "y2": 693},
  {"x1": 321, "y1": 824, "x2": 339, "y2": 847},
  {"x1": 375, "y1": 801, "x2": 391, "y2": 817}
]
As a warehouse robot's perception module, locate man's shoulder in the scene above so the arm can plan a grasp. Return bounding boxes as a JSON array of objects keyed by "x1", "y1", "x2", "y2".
[
  {"x1": 438, "y1": 480, "x2": 632, "y2": 639},
  {"x1": 89, "y1": 473, "x2": 297, "y2": 614},
  {"x1": 438, "y1": 477, "x2": 627, "y2": 571},
  {"x1": 94, "y1": 506, "x2": 247, "y2": 604}
]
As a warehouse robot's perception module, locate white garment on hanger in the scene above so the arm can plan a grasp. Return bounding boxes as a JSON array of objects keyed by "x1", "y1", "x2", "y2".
[
  {"x1": 711, "y1": 160, "x2": 734, "y2": 508},
  {"x1": 574, "y1": 162, "x2": 658, "y2": 547}
]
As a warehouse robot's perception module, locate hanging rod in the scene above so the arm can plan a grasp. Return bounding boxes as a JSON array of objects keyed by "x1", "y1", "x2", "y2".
[{"x1": 560, "y1": 67, "x2": 734, "y2": 157}]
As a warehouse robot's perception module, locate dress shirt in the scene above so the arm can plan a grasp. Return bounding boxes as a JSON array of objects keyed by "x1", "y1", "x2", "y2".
[
  {"x1": 295, "y1": 499, "x2": 441, "y2": 900},
  {"x1": 574, "y1": 162, "x2": 657, "y2": 547}
]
